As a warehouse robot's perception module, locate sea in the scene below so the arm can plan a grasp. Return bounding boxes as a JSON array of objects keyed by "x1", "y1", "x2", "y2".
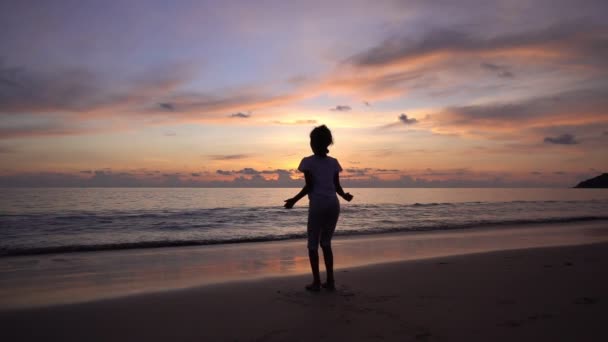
[{"x1": 1, "y1": 188, "x2": 607, "y2": 257}]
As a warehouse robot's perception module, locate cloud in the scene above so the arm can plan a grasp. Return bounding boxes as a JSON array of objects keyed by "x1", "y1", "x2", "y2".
[
  {"x1": 320, "y1": 70, "x2": 427, "y2": 100},
  {"x1": 156, "y1": 91, "x2": 300, "y2": 120},
  {"x1": 274, "y1": 169, "x2": 292, "y2": 176},
  {"x1": 81, "y1": 170, "x2": 141, "y2": 187},
  {"x1": 344, "y1": 167, "x2": 373, "y2": 176},
  {"x1": 216, "y1": 168, "x2": 263, "y2": 176},
  {"x1": 164, "y1": 130, "x2": 177, "y2": 136},
  {"x1": 209, "y1": 154, "x2": 251, "y2": 161},
  {"x1": 0, "y1": 116, "x2": 105, "y2": 139},
  {"x1": 240, "y1": 168, "x2": 260, "y2": 175},
  {"x1": 432, "y1": 86, "x2": 608, "y2": 133},
  {"x1": 363, "y1": 101, "x2": 371, "y2": 106},
  {"x1": 272, "y1": 119, "x2": 317, "y2": 125},
  {"x1": 342, "y1": 167, "x2": 401, "y2": 178},
  {"x1": 0, "y1": 145, "x2": 16, "y2": 153},
  {"x1": 0, "y1": 64, "x2": 100, "y2": 113},
  {"x1": 480, "y1": 62, "x2": 514, "y2": 78},
  {"x1": 0, "y1": 166, "x2": 586, "y2": 188},
  {"x1": 398, "y1": 113, "x2": 418, "y2": 125},
  {"x1": 286, "y1": 75, "x2": 310, "y2": 86},
  {"x1": 0, "y1": 61, "x2": 192, "y2": 114},
  {"x1": 421, "y1": 168, "x2": 469, "y2": 177},
  {"x1": 347, "y1": 22, "x2": 608, "y2": 69},
  {"x1": 294, "y1": 120, "x2": 317, "y2": 125},
  {"x1": 0, "y1": 63, "x2": 21, "y2": 87},
  {"x1": 162, "y1": 172, "x2": 181, "y2": 176},
  {"x1": 215, "y1": 168, "x2": 298, "y2": 178},
  {"x1": 380, "y1": 113, "x2": 420, "y2": 129},
  {"x1": 0, "y1": 61, "x2": 307, "y2": 137},
  {"x1": 159, "y1": 102, "x2": 175, "y2": 111},
  {"x1": 330, "y1": 105, "x2": 351, "y2": 112},
  {"x1": 321, "y1": 20, "x2": 608, "y2": 100},
  {"x1": 1, "y1": 4, "x2": 607, "y2": 152},
  {"x1": 230, "y1": 112, "x2": 251, "y2": 118},
  {"x1": 544, "y1": 133, "x2": 578, "y2": 145}
]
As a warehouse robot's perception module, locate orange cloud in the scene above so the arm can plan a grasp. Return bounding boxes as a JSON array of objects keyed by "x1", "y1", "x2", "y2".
[
  {"x1": 2, "y1": 22, "x2": 607, "y2": 139},
  {"x1": 428, "y1": 87, "x2": 608, "y2": 136}
]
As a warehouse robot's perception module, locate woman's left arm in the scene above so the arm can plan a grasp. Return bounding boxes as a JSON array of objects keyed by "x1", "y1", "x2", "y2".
[{"x1": 334, "y1": 172, "x2": 353, "y2": 201}]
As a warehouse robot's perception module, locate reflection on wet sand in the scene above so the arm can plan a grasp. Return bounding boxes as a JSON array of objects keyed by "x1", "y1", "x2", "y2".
[{"x1": 0, "y1": 220, "x2": 606, "y2": 309}]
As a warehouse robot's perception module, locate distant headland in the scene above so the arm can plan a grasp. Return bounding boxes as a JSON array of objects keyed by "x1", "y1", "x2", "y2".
[{"x1": 574, "y1": 173, "x2": 608, "y2": 188}]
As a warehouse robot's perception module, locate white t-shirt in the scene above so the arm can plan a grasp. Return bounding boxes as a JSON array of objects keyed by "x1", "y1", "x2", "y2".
[{"x1": 298, "y1": 155, "x2": 343, "y2": 201}]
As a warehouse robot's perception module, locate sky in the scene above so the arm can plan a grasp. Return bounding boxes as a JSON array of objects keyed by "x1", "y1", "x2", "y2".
[{"x1": 0, "y1": 0, "x2": 607, "y2": 187}]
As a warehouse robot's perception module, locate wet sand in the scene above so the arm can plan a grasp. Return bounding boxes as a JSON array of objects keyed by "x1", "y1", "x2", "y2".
[
  {"x1": 1, "y1": 239, "x2": 607, "y2": 341},
  {"x1": 1, "y1": 220, "x2": 606, "y2": 309}
]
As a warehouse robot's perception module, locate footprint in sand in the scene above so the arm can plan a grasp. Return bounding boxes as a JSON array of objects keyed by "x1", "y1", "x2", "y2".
[
  {"x1": 527, "y1": 312, "x2": 554, "y2": 321},
  {"x1": 574, "y1": 297, "x2": 598, "y2": 305},
  {"x1": 415, "y1": 331, "x2": 432, "y2": 340},
  {"x1": 10, "y1": 259, "x2": 40, "y2": 267},
  {"x1": 499, "y1": 320, "x2": 523, "y2": 328}
]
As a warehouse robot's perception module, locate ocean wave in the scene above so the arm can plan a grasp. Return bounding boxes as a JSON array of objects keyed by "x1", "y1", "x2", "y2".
[
  {"x1": 0, "y1": 233, "x2": 306, "y2": 257},
  {"x1": 3, "y1": 198, "x2": 607, "y2": 218},
  {"x1": 3, "y1": 194, "x2": 608, "y2": 257},
  {"x1": 412, "y1": 202, "x2": 452, "y2": 207},
  {"x1": 2, "y1": 215, "x2": 607, "y2": 257}
]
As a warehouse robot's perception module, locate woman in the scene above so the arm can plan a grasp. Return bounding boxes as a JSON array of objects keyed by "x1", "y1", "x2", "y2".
[{"x1": 284, "y1": 125, "x2": 353, "y2": 291}]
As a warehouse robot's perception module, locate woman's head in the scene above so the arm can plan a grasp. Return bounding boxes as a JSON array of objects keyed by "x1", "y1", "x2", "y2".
[{"x1": 309, "y1": 125, "x2": 333, "y2": 156}]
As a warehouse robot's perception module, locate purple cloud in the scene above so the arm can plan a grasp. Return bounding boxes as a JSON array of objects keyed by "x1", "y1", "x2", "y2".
[
  {"x1": 544, "y1": 134, "x2": 578, "y2": 145},
  {"x1": 159, "y1": 102, "x2": 175, "y2": 111},
  {"x1": 398, "y1": 114, "x2": 418, "y2": 125},
  {"x1": 330, "y1": 105, "x2": 351, "y2": 112},
  {"x1": 209, "y1": 154, "x2": 251, "y2": 160},
  {"x1": 480, "y1": 62, "x2": 514, "y2": 78}
]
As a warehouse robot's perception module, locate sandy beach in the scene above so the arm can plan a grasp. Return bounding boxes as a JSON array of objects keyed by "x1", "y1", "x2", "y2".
[{"x1": 1, "y1": 221, "x2": 607, "y2": 341}]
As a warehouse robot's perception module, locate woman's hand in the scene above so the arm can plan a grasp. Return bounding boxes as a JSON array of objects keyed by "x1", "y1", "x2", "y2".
[
  {"x1": 284, "y1": 198, "x2": 297, "y2": 209},
  {"x1": 343, "y1": 193, "x2": 354, "y2": 202}
]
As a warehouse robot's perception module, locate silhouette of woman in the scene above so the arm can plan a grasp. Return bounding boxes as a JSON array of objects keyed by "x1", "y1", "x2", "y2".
[{"x1": 284, "y1": 125, "x2": 353, "y2": 291}]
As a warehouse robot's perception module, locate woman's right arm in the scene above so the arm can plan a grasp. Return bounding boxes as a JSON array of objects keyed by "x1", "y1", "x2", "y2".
[{"x1": 284, "y1": 171, "x2": 313, "y2": 208}]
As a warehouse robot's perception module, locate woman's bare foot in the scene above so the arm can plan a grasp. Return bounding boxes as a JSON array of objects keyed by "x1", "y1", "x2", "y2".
[
  {"x1": 322, "y1": 281, "x2": 335, "y2": 291},
  {"x1": 305, "y1": 282, "x2": 321, "y2": 292}
]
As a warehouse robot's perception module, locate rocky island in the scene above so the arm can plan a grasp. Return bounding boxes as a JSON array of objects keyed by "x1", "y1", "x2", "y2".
[{"x1": 574, "y1": 173, "x2": 608, "y2": 188}]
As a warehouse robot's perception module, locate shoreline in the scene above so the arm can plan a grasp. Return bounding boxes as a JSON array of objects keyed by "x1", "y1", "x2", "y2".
[
  {"x1": 2, "y1": 242, "x2": 607, "y2": 341},
  {"x1": 1, "y1": 220, "x2": 607, "y2": 311},
  {"x1": 3, "y1": 216, "x2": 608, "y2": 258}
]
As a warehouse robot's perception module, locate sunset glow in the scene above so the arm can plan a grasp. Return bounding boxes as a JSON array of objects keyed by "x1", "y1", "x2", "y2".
[{"x1": 1, "y1": 0, "x2": 607, "y2": 187}]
